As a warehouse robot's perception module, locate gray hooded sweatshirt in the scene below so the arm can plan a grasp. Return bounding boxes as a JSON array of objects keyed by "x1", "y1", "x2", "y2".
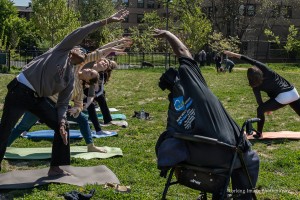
[{"x1": 22, "y1": 21, "x2": 103, "y2": 122}]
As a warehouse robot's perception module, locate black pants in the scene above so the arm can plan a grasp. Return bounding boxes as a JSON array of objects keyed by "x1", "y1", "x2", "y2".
[
  {"x1": 85, "y1": 90, "x2": 112, "y2": 132},
  {"x1": 256, "y1": 98, "x2": 300, "y2": 133},
  {"x1": 0, "y1": 78, "x2": 70, "y2": 169}
]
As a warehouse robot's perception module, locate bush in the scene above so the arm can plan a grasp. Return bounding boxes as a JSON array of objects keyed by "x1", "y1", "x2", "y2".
[{"x1": 0, "y1": 65, "x2": 9, "y2": 73}]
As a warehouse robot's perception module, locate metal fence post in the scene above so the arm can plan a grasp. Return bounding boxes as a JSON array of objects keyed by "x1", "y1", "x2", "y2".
[{"x1": 8, "y1": 50, "x2": 11, "y2": 71}]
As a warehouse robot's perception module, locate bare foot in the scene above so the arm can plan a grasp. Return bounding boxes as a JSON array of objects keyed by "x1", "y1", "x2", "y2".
[
  {"x1": 87, "y1": 144, "x2": 107, "y2": 153},
  {"x1": 48, "y1": 166, "x2": 71, "y2": 176}
]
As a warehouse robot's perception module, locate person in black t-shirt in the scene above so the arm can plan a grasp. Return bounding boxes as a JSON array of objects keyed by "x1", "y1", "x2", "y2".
[
  {"x1": 155, "y1": 29, "x2": 259, "y2": 200},
  {"x1": 224, "y1": 51, "x2": 300, "y2": 138}
]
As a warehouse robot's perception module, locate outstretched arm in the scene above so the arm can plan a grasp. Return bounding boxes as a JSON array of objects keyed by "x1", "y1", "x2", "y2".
[
  {"x1": 223, "y1": 51, "x2": 241, "y2": 59},
  {"x1": 224, "y1": 50, "x2": 270, "y2": 73},
  {"x1": 98, "y1": 37, "x2": 132, "y2": 50},
  {"x1": 55, "y1": 9, "x2": 129, "y2": 51},
  {"x1": 153, "y1": 29, "x2": 192, "y2": 59}
]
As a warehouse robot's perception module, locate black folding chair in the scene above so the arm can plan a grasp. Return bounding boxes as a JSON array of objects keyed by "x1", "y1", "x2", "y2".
[{"x1": 161, "y1": 118, "x2": 259, "y2": 200}]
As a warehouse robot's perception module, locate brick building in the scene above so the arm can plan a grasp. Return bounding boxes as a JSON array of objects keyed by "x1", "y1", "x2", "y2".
[{"x1": 16, "y1": 1, "x2": 300, "y2": 61}]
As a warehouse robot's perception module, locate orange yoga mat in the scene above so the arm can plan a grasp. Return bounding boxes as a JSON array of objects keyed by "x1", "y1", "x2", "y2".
[{"x1": 247, "y1": 131, "x2": 300, "y2": 140}]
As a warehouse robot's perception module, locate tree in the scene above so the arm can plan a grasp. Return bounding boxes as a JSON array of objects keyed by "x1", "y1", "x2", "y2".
[
  {"x1": 0, "y1": 0, "x2": 28, "y2": 50},
  {"x1": 161, "y1": 0, "x2": 212, "y2": 53},
  {"x1": 203, "y1": 0, "x2": 300, "y2": 57},
  {"x1": 31, "y1": 0, "x2": 81, "y2": 48},
  {"x1": 77, "y1": 0, "x2": 123, "y2": 49},
  {"x1": 208, "y1": 31, "x2": 240, "y2": 54},
  {"x1": 129, "y1": 11, "x2": 162, "y2": 52},
  {"x1": 265, "y1": 25, "x2": 300, "y2": 58},
  {"x1": 0, "y1": 0, "x2": 17, "y2": 30}
]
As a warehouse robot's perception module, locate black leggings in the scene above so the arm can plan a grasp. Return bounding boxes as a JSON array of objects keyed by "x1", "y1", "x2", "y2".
[
  {"x1": 84, "y1": 88, "x2": 112, "y2": 132},
  {"x1": 256, "y1": 98, "x2": 300, "y2": 133}
]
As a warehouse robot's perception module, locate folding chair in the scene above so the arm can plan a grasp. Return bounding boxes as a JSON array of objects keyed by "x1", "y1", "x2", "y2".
[{"x1": 161, "y1": 118, "x2": 259, "y2": 200}]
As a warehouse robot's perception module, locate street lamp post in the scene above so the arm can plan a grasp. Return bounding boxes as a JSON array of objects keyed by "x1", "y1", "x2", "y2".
[{"x1": 165, "y1": 0, "x2": 172, "y2": 69}]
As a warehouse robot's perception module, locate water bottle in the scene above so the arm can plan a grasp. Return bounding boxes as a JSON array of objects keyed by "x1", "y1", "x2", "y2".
[{"x1": 140, "y1": 109, "x2": 146, "y2": 119}]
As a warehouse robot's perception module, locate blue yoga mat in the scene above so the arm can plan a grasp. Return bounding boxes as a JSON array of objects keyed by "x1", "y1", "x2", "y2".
[
  {"x1": 97, "y1": 113, "x2": 126, "y2": 120},
  {"x1": 81, "y1": 112, "x2": 126, "y2": 120},
  {"x1": 22, "y1": 129, "x2": 118, "y2": 139}
]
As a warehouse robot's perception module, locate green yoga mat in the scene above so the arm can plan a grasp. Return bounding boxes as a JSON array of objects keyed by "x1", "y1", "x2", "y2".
[{"x1": 4, "y1": 146, "x2": 123, "y2": 160}]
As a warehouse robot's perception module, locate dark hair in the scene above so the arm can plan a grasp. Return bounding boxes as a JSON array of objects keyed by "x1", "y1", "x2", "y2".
[
  {"x1": 101, "y1": 59, "x2": 117, "y2": 84},
  {"x1": 82, "y1": 72, "x2": 99, "y2": 86},
  {"x1": 247, "y1": 66, "x2": 263, "y2": 87},
  {"x1": 87, "y1": 73, "x2": 99, "y2": 85}
]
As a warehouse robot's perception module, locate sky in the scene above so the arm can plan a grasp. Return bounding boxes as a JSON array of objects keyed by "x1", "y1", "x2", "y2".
[{"x1": 12, "y1": 0, "x2": 31, "y2": 6}]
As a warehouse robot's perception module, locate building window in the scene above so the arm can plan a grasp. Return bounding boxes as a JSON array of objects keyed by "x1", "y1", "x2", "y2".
[
  {"x1": 269, "y1": 42, "x2": 286, "y2": 50},
  {"x1": 123, "y1": 29, "x2": 130, "y2": 36},
  {"x1": 239, "y1": 4, "x2": 255, "y2": 16},
  {"x1": 147, "y1": 0, "x2": 155, "y2": 8},
  {"x1": 271, "y1": 5, "x2": 292, "y2": 18},
  {"x1": 203, "y1": 6, "x2": 215, "y2": 18},
  {"x1": 137, "y1": 0, "x2": 144, "y2": 8},
  {"x1": 137, "y1": 14, "x2": 144, "y2": 23},
  {"x1": 246, "y1": 4, "x2": 255, "y2": 16},
  {"x1": 242, "y1": 42, "x2": 248, "y2": 52},
  {"x1": 282, "y1": 6, "x2": 292, "y2": 18},
  {"x1": 123, "y1": 15, "x2": 129, "y2": 23},
  {"x1": 123, "y1": 0, "x2": 129, "y2": 7}
]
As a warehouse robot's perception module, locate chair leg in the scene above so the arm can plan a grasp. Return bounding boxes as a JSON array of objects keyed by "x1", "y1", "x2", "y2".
[
  {"x1": 161, "y1": 167, "x2": 175, "y2": 200},
  {"x1": 238, "y1": 153, "x2": 257, "y2": 200}
]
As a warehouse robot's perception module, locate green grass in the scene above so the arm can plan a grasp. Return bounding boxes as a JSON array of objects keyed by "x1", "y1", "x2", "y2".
[{"x1": 0, "y1": 65, "x2": 299, "y2": 199}]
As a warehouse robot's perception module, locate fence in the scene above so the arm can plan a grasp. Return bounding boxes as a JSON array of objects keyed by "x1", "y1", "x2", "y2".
[
  {"x1": 0, "y1": 49, "x2": 298, "y2": 72},
  {"x1": 0, "y1": 50, "x2": 178, "y2": 71}
]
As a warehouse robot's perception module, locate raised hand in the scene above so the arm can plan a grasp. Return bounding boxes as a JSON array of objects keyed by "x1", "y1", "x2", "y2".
[
  {"x1": 108, "y1": 9, "x2": 129, "y2": 23},
  {"x1": 153, "y1": 29, "x2": 169, "y2": 38}
]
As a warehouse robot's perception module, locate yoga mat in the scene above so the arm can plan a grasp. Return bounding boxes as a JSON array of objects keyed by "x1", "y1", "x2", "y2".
[
  {"x1": 100, "y1": 120, "x2": 128, "y2": 128},
  {"x1": 0, "y1": 165, "x2": 120, "y2": 189},
  {"x1": 247, "y1": 131, "x2": 300, "y2": 140},
  {"x1": 96, "y1": 107, "x2": 119, "y2": 112},
  {"x1": 97, "y1": 113, "x2": 126, "y2": 120},
  {"x1": 22, "y1": 129, "x2": 117, "y2": 139},
  {"x1": 4, "y1": 146, "x2": 123, "y2": 160},
  {"x1": 81, "y1": 111, "x2": 126, "y2": 120}
]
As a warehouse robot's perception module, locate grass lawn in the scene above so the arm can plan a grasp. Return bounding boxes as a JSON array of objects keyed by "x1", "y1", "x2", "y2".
[{"x1": 0, "y1": 64, "x2": 299, "y2": 199}]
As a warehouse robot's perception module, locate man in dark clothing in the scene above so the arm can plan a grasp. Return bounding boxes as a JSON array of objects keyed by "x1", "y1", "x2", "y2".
[
  {"x1": 224, "y1": 58, "x2": 235, "y2": 73},
  {"x1": 154, "y1": 29, "x2": 259, "y2": 199},
  {"x1": 0, "y1": 9, "x2": 129, "y2": 176},
  {"x1": 224, "y1": 50, "x2": 300, "y2": 138}
]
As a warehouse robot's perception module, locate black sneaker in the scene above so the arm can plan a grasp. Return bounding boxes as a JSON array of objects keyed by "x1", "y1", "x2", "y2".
[{"x1": 253, "y1": 131, "x2": 262, "y2": 139}]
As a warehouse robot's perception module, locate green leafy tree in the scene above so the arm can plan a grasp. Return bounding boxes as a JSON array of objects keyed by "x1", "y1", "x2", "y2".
[
  {"x1": 0, "y1": 0, "x2": 17, "y2": 30},
  {"x1": 0, "y1": 27, "x2": 8, "y2": 51},
  {"x1": 129, "y1": 11, "x2": 162, "y2": 52},
  {"x1": 77, "y1": 0, "x2": 123, "y2": 48},
  {"x1": 4, "y1": 16, "x2": 29, "y2": 49},
  {"x1": 31, "y1": 0, "x2": 81, "y2": 48},
  {"x1": 0, "y1": 0, "x2": 28, "y2": 50},
  {"x1": 208, "y1": 31, "x2": 240, "y2": 54},
  {"x1": 285, "y1": 25, "x2": 300, "y2": 55},
  {"x1": 265, "y1": 25, "x2": 300, "y2": 57},
  {"x1": 158, "y1": 0, "x2": 212, "y2": 53}
]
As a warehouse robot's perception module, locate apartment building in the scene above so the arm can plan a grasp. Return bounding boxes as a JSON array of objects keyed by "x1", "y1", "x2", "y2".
[
  {"x1": 201, "y1": 0, "x2": 300, "y2": 60},
  {"x1": 16, "y1": 1, "x2": 300, "y2": 61}
]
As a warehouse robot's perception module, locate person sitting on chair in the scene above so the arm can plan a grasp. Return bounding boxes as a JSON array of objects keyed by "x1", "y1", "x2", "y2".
[{"x1": 154, "y1": 29, "x2": 259, "y2": 200}]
